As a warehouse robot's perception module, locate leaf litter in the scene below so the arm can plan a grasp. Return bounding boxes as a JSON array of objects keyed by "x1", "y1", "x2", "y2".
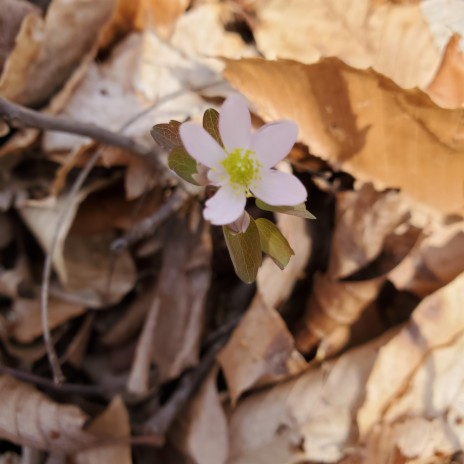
[{"x1": 0, "y1": 0, "x2": 463, "y2": 463}]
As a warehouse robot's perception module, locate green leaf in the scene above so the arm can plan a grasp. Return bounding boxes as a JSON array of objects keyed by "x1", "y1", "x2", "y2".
[
  {"x1": 168, "y1": 147, "x2": 199, "y2": 185},
  {"x1": 223, "y1": 217, "x2": 262, "y2": 284},
  {"x1": 150, "y1": 120, "x2": 182, "y2": 149},
  {"x1": 256, "y1": 199, "x2": 316, "y2": 219},
  {"x1": 203, "y1": 108, "x2": 223, "y2": 147},
  {"x1": 255, "y1": 218, "x2": 294, "y2": 270}
]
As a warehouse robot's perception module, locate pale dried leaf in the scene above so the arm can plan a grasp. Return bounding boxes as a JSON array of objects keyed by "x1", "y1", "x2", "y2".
[
  {"x1": 390, "y1": 220, "x2": 464, "y2": 297},
  {"x1": 171, "y1": 369, "x2": 228, "y2": 464},
  {"x1": 257, "y1": 192, "x2": 312, "y2": 308},
  {"x1": 19, "y1": 183, "x2": 136, "y2": 308},
  {"x1": 12, "y1": 297, "x2": 85, "y2": 344},
  {"x1": 427, "y1": 35, "x2": 464, "y2": 109},
  {"x1": 151, "y1": 208, "x2": 211, "y2": 381},
  {"x1": 218, "y1": 292, "x2": 306, "y2": 405},
  {"x1": 223, "y1": 58, "x2": 464, "y2": 214},
  {"x1": 0, "y1": 0, "x2": 115, "y2": 106},
  {"x1": 227, "y1": 331, "x2": 396, "y2": 463},
  {"x1": 358, "y1": 272, "x2": 464, "y2": 439},
  {"x1": 253, "y1": 0, "x2": 440, "y2": 90},
  {"x1": 73, "y1": 396, "x2": 131, "y2": 464},
  {"x1": 329, "y1": 183, "x2": 410, "y2": 279},
  {"x1": 0, "y1": 375, "x2": 95, "y2": 452},
  {"x1": 127, "y1": 297, "x2": 160, "y2": 395}
]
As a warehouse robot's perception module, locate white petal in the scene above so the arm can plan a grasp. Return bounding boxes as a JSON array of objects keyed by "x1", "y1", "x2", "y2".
[
  {"x1": 219, "y1": 94, "x2": 251, "y2": 151},
  {"x1": 203, "y1": 185, "x2": 247, "y2": 225},
  {"x1": 207, "y1": 166, "x2": 227, "y2": 186},
  {"x1": 179, "y1": 122, "x2": 225, "y2": 168},
  {"x1": 251, "y1": 121, "x2": 298, "y2": 168},
  {"x1": 251, "y1": 169, "x2": 307, "y2": 206}
]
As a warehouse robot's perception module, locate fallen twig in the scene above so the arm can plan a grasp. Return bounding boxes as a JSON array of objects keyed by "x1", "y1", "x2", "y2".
[{"x1": 0, "y1": 97, "x2": 155, "y2": 159}]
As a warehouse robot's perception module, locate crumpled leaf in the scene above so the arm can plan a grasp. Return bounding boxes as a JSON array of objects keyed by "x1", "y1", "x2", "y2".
[
  {"x1": 217, "y1": 292, "x2": 306, "y2": 405},
  {"x1": 328, "y1": 183, "x2": 411, "y2": 279},
  {"x1": 19, "y1": 182, "x2": 136, "y2": 308},
  {"x1": 170, "y1": 369, "x2": 228, "y2": 464},
  {"x1": 223, "y1": 57, "x2": 464, "y2": 214},
  {"x1": 0, "y1": 0, "x2": 115, "y2": 106},
  {"x1": 390, "y1": 220, "x2": 464, "y2": 297},
  {"x1": 227, "y1": 330, "x2": 396, "y2": 464},
  {"x1": 223, "y1": 217, "x2": 262, "y2": 284},
  {"x1": 255, "y1": 218, "x2": 294, "y2": 270},
  {"x1": 0, "y1": 375, "x2": 96, "y2": 452},
  {"x1": 252, "y1": 0, "x2": 442, "y2": 91},
  {"x1": 357, "y1": 273, "x2": 464, "y2": 462},
  {"x1": 74, "y1": 396, "x2": 132, "y2": 464},
  {"x1": 151, "y1": 207, "x2": 212, "y2": 382}
]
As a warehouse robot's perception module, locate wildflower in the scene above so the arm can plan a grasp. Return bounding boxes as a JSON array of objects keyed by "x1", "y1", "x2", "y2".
[{"x1": 179, "y1": 94, "x2": 307, "y2": 225}]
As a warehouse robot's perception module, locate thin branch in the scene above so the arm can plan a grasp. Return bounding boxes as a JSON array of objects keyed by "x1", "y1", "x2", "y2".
[
  {"x1": 111, "y1": 188, "x2": 189, "y2": 252},
  {"x1": 0, "y1": 97, "x2": 154, "y2": 159},
  {"x1": 41, "y1": 149, "x2": 101, "y2": 384}
]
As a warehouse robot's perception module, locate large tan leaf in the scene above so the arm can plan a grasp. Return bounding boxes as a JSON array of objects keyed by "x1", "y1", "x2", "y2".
[
  {"x1": 223, "y1": 58, "x2": 464, "y2": 214},
  {"x1": 357, "y1": 273, "x2": 464, "y2": 461},
  {"x1": 253, "y1": 0, "x2": 441, "y2": 91},
  {"x1": 0, "y1": 0, "x2": 115, "y2": 106},
  {"x1": 227, "y1": 331, "x2": 396, "y2": 464},
  {"x1": 217, "y1": 292, "x2": 306, "y2": 405},
  {"x1": 0, "y1": 375, "x2": 95, "y2": 452}
]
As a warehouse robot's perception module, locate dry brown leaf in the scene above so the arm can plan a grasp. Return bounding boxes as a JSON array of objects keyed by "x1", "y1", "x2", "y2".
[
  {"x1": 253, "y1": 0, "x2": 441, "y2": 91},
  {"x1": 19, "y1": 183, "x2": 136, "y2": 308},
  {"x1": 135, "y1": 0, "x2": 190, "y2": 38},
  {"x1": 227, "y1": 330, "x2": 396, "y2": 464},
  {"x1": 358, "y1": 273, "x2": 464, "y2": 442},
  {"x1": 151, "y1": 208, "x2": 211, "y2": 382},
  {"x1": 170, "y1": 368, "x2": 228, "y2": 464},
  {"x1": 12, "y1": 297, "x2": 85, "y2": 344},
  {"x1": 0, "y1": 375, "x2": 96, "y2": 452},
  {"x1": 295, "y1": 273, "x2": 384, "y2": 355},
  {"x1": 0, "y1": 0, "x2": 115, "y2": 107},
  {"x1": 427, "y1": 35, "x2": 464, "y2": 109},
  {"x1": 73, "y1": 396, "x2": 131, "y2": 464},
  {"x1": 328, "y1": 183, "x2": 410, "y2": 279},
  {"x1": 218, "y1": 292, "x2": 306, "y2": 405},
  {"x1": 127, "y1": 297, "x2": 160, "y2": 395},
  {"x1": 390, "y1": 220, "x2": 464, "y2": 297},
  {"x1": 223, "y1": 57, "x2": 464, "y2": 215},
  {"x1": 0, "y1": 0, "x2": 40, "y2": 73}
]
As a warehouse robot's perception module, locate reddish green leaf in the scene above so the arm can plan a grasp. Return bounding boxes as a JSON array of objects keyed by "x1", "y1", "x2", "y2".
[
  {"x1": 203, "y1": 108, "x2": 223, "y2": 147},
  {"x1": 223, "y1": 217, "x2": 262, "y2": 284},
  {"x1": 168, "y1": 147, "x2": 199, "y2": 185},
  {"x1": 150, "y1": 120, "x2": 182, "y2": 149}
]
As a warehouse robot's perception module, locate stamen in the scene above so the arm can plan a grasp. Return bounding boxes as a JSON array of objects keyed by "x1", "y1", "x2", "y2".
[{"x1": 221, "y1": 148, "x2": 262, "y2": 194}]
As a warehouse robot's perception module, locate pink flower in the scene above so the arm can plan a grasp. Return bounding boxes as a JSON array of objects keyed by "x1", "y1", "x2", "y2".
[{"x1": 179, "y1": 94, "x2": 307, "y2": 226}]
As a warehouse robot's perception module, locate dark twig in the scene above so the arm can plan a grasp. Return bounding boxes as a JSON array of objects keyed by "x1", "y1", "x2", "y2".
[
  {"x1": 111, "y1": 188, "x2": 189, "y2": 252},
  {"x1": 0, "y1": 97, "x2": 155, "y2": 158},
  {"x1": 142, "y1": 325, "x2": 235, "y2": 440},
  {"x1": 41, "y1": 149, "x2": 101, "y2": 384}
]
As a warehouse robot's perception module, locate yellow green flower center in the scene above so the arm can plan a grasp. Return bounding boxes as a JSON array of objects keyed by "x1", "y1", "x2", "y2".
[{"x1": 221, "y1": 148, "x2": 262, "y2": 193}]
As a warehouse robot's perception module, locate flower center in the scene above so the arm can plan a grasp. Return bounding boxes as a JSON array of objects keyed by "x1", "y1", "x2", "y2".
[{"x1": 221, "y1": 148, "x2": 261, "y2": 193}]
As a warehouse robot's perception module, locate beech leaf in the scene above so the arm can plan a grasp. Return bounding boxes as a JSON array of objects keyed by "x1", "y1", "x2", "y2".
[
  {"x1": 223, "y1": 217, "x2": 262, "y2": 284},
  {"x1": 168, "y1": 147, "x2": 200, "y2": 185},
  {"x1": 256, "y1": 199, "x2": 316, "y2": 219},
  {"x1": 202, "y1": 108, "x2": 223, "y2": 147},
  {"x1": 150, "y1": 120, "x2": 182, "y2": 150},
  {"x1": 255, "y1": 218, "x2": 294, "y2": 270}
]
